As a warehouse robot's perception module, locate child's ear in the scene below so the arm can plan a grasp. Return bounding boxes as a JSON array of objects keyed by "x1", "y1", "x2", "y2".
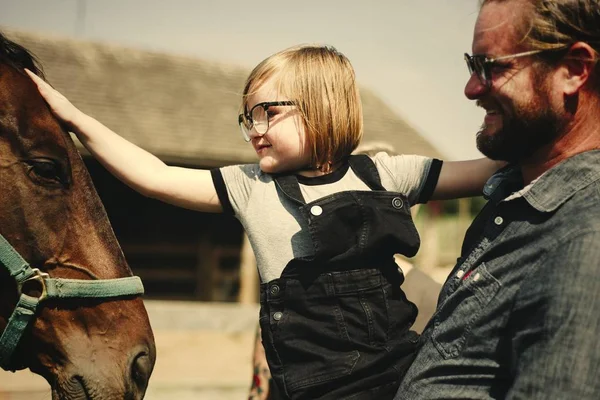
[{"x1": 560, "y1": 42, "x2": 597, "y2": 96}]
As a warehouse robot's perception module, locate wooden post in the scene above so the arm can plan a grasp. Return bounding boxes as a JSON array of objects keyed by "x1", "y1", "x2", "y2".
[
  {"x1": 238, "y1": 233, "x2": 259, "y2": 304},
  {"x1": 419, "y1": 202, "x2": 440, "y2": 273}
]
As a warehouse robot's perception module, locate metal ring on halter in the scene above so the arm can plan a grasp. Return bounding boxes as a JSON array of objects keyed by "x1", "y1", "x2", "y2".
[{"x1": 17, "y1": 268, "x2": 49, "y2": 301}]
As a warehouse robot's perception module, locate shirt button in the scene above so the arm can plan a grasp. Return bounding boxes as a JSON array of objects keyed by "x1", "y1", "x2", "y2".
[
  {"x1": 310, "y1": 205, "x2": 323, "y2": 216},
  {"x1": 473, "y1": 273, "x2": 481, "y2": 282},
  {"x1": 456, "y1": 270, "x2": 465, "y2": 279},
  {"x1": 494, "y1": 216, "x2": 504, "y2": 225},
  {"x1": 270, "y1": 285, "x2": 280, "y2": 296},
  {"x1": 273, "y1": 311, "x2": 283, "y2": 321},
  {"x1": 392, "y1": 197, "x2": 404, "y2": 209}
]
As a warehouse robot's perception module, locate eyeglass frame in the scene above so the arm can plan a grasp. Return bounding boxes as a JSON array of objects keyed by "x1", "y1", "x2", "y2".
[
  {"x1": 464, "y1": 48, "x2": 563, "y2": 87},
  {"x1": 238, "y1": 101, "x2": 296, "y2": 142}
]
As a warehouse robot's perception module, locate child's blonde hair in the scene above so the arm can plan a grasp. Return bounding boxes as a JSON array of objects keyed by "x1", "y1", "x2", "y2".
[{"x1": 242, "y1": 44, "x2": 363, "y2": 171}]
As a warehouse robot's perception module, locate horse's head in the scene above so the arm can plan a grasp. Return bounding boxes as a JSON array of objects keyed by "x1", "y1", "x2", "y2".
[{"x1": 0, "y1": 32, "x2": 156, "y2": 399}]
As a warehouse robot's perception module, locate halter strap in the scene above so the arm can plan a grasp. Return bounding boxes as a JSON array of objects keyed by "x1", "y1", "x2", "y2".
[{"x1": 0, "y1": 234, "x2": 144, "y2": 371}]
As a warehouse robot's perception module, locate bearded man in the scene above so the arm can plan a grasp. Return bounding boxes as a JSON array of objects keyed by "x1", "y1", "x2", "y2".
[{"x1": 395, "y1": 1, "x2": 600, "y2": 399}]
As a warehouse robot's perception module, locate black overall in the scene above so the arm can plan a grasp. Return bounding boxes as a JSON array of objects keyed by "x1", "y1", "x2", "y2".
[{"x1": 260, "y1": 155, "x2": 421, "y2": 400}]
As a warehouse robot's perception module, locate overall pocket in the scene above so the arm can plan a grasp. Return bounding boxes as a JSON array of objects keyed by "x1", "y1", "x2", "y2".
[
  {"x1": 332, "y1": 268, "x2": 391, "y2": 346},
  {"x1": 273, "y1": 302, "x2": 360, "y2": 391},
  {"x1": 431, "y1": 263, "x2": 501, "y2": 359},
  {"x1": 303, "y1": 194, "x2": 364, "y2": 261},
  {"x1": 357, "y1": 191, "x2": 420, "y2": 258},
  {"x1": 271, "y1": 270, "x2": 397, "y2": 392}
]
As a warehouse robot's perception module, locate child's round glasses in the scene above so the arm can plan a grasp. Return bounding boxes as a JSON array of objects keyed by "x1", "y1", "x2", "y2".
[{"x1": 238, "y1": 101, "x2": 295, "y2": 142}]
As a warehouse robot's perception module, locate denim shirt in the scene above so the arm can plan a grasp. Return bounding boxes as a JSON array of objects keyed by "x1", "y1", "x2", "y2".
[{"x1": 395, "y1": 150, "x2": 600, "y2": 400}]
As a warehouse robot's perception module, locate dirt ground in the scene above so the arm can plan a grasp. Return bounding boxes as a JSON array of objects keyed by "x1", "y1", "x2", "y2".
[{"x1": 0, "y1": 301, "x2": 260, "y2": 400}]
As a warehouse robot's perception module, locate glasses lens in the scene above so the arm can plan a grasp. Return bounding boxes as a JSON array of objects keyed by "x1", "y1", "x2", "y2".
[
  {"x1": 238, "y1": 114, "x2": 251, "y2": 142},
  {"x1": 465, "y1": 54, "x2": 475, "y2": 76},
  {"x1": 251, "y1": 105, "x2": 268, "y2": 135},
  {"x1": 473, "y1": 56, "x2": 489, "y2": 86}
]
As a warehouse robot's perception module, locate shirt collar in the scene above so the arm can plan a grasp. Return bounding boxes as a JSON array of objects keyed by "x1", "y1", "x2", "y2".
[{"x1": 483, "y1": 150, "x2": 600, "y2": 212}]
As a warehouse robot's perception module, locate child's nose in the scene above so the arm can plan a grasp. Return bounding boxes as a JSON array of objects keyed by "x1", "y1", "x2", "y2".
[{"x1": 248, "y1": 127, "x2": 265, "y2": 140}]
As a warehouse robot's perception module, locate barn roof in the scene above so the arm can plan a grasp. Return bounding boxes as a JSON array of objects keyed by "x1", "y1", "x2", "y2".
[{"x1": 4, "y1": 28, "x2": 442, "y2": 166}]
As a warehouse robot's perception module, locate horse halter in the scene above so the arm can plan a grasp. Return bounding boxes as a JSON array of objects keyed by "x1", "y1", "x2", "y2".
[{"x1": 0, "y1": 234, "x2": 145, "y2": 372}]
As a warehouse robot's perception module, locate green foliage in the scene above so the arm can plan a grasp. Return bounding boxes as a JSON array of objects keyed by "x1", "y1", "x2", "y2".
[
  {"x1": 470, "y1": 196, "x2": 487, "y2": 215},
  {"x1": 428, "y1": 197, "x2": 487, "y2": 217}
]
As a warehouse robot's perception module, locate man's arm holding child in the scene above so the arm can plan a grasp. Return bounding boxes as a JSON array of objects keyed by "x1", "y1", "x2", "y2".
[{"x1": 433, "y1": 158, "x2": 506, "y2": 200}]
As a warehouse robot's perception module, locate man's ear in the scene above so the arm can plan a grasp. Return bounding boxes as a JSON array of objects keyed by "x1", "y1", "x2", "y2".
[{"x1": 561, "y1": 42, "x2": 597, "y2": 96}]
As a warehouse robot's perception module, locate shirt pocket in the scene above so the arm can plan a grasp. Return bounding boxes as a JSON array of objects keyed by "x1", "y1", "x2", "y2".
[{"x1": 431, "y1": 263, "x2": 501, "y2": 359}]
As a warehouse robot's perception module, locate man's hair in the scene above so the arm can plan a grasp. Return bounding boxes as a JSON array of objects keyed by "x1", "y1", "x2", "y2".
[
  {"x1": 481, "y1": 0, "x2": 600, "y2": 92},
  {"x1": 241, "y1": 44, "x2": 363, "y2": 170}
]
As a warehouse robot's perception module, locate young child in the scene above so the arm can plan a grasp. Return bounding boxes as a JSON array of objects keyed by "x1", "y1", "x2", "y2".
[
  {"x1": 28, "y1": 44, "x2": 501, "y2": 400},
  {"x1": 247, "y1": 143, "x2": 442, "y2": 400}
]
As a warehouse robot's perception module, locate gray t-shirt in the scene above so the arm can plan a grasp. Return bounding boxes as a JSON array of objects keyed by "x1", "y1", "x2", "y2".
[{"x1": 213, "y1": 152, "x2": 439, "y2": 282}]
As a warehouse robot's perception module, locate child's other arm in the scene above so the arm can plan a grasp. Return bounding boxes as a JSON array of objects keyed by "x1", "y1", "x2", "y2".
[
  {"x1": 431, "y1": 158, "x2": 506, "y2": 200},
  {"x1": 27, "y1": 70, "x2": 222, "y2": 213}
]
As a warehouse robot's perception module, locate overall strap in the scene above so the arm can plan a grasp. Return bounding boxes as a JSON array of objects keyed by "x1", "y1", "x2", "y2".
[
  {"x1": 274, "y1": 155, "x2": 385, "y2": 204},
  {"x1": 347, "y1": 155, "x2": 385, "y2": 191},
  {"x1": 273, "y1": 174, "x2": 306, "y2": 205}
]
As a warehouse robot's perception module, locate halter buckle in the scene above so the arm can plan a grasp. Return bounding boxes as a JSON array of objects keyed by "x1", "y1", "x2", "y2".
[{"x1": 18, "y1": 268, "x2": 49, "y2": 301}]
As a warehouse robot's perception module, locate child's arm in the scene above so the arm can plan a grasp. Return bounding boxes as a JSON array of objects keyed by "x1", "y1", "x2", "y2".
[
  {"x1": 27, "y1": 70, "x2": 222, "y2": 213},
  {"x1": 431, "y1": 158, "x2": 506, "y2": 200},
  {"x1": 248, "y1": 325, "x2": 273, "y2": 400}
]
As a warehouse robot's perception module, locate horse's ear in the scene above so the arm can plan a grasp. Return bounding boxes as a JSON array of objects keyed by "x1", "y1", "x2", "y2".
[{"x1": 0, "y1": 31, "x2": 45, "y2": 79}]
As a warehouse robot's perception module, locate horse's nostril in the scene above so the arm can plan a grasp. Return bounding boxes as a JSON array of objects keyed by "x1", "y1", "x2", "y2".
[
  {"x1": 131, "y1": 351, "x2": 152, "y2": 392},
  {"x1": 68, "y1": 375, "x2": 90, "y2": 398}
]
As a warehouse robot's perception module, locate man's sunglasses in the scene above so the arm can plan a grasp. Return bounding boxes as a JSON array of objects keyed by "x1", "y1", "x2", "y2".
[{"x1": 464, "y1": 48, "x2": 568, "y2": 87}]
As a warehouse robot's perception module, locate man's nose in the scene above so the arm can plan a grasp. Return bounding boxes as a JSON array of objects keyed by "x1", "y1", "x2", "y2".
[{"x1": 464, "y1": 73, "x2": 489, "y2": 100}]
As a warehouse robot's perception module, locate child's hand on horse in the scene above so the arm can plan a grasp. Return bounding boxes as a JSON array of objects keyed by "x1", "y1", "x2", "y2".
[{"x1": 25, "y1": 68, "x2": 82, "y2": 129}]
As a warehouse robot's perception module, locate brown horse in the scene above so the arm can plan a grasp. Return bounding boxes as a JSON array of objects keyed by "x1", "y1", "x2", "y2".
[{"x1": 0, "y1": 32, "x2": 156, "y2": 399}]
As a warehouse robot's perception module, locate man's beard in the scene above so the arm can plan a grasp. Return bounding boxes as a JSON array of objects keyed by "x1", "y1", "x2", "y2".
[{"x1": 476, "y1": 82, "x2": 566, "y2": 164}]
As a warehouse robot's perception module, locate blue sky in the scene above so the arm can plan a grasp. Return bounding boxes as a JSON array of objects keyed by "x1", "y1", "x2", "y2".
[{"x1": 0, "y1": 0, "x2": 484, "y2": 160}]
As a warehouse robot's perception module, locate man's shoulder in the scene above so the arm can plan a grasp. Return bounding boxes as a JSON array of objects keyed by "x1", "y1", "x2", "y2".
[
  {"x1": 554, "y1": 176, "x2": 600, "y2": 225},
  {"x1": 524, "y1": 220, "x2": 600, "y2": 302}
]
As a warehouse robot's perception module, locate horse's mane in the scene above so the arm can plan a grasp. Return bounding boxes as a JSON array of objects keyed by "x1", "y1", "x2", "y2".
[{"x1": 0, "y1": 31, "x2": 45, "y2": 79}]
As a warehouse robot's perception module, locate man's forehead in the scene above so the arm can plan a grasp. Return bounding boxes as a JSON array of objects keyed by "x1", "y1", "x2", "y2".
[{"x1": 473, "y1": 0, "x2": 528, "y2": 55}]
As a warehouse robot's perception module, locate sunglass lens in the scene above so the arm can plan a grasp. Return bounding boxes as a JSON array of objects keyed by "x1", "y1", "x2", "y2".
[
  {"x1": 465, "y1": 54, "x2": 475, "y2": 76},
  {"x1": 473, "y1": 56, "x2": 488, "y2": 84}
]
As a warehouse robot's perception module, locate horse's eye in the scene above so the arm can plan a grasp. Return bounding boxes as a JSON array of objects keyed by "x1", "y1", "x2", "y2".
[{"x1": 25, "y1": 159, "x2": 69, "y2": 187}]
